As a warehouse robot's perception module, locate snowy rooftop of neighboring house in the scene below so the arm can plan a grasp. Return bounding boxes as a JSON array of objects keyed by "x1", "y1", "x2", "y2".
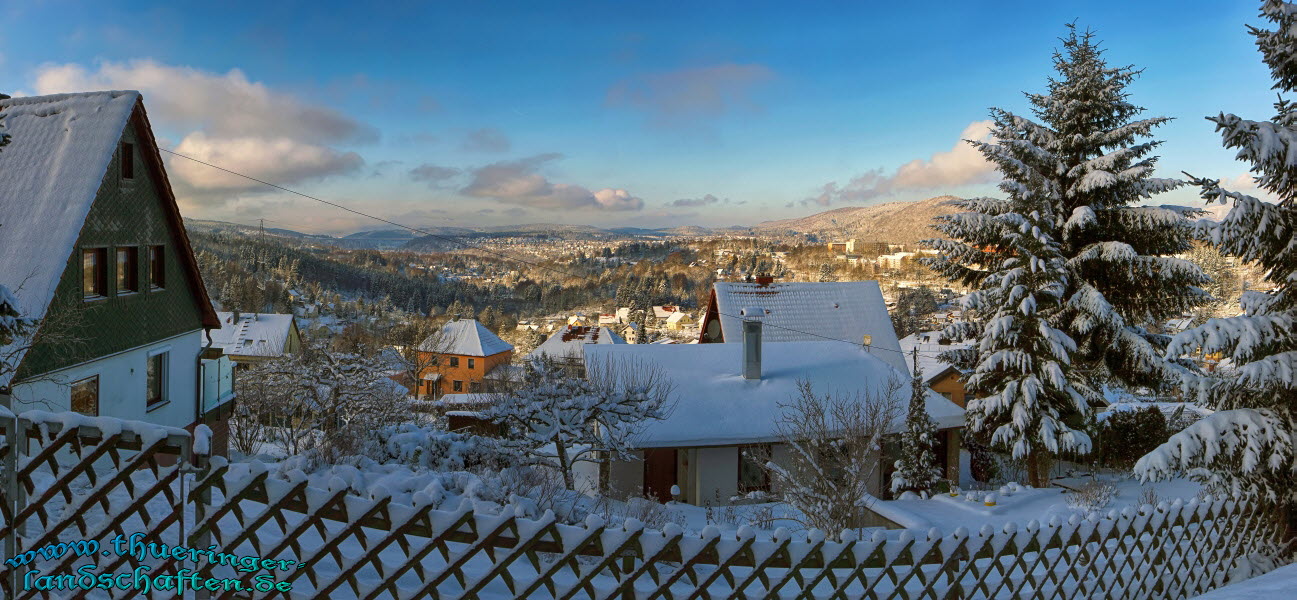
[
  {"x1": 897, "y1": 331, "x2": 971, "y2": 384},
  {"x1": 528, "y1": 325, "x2": 625, "y2": 361},
  {"x1": 665, "y1": 312, "x2": 690, "y2": 324},
  {"x1": 584, "y1": 341, "x2": 964, "y2": 448},
  {"x1": 710, "y1": 281, "x2": 908, "y2": 372},
  {"x1": 419, "y1": 318, "x2": 512, "y2": 357},
  {"x1": 652, "y1": 305, "x2": 679, "y2": 319},
  {"x1": 209, "y1": 312, "x2": 297, "y2": 357}
]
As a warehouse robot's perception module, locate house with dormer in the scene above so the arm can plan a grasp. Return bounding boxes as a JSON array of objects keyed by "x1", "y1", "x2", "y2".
[
  {"x1": 0, "y1": 91, "x2": 232, "y2": 450},
  {"x1": 697, "y1": 279, "x2": 909, "y2": 373},
  {"x1": 208, "y1": 311, "x2": 302, "y2": 366}
]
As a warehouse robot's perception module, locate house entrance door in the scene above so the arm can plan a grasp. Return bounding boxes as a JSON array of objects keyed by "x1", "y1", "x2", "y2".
[{"x1": 643, "y1": 448, "x2": 677, "y2": 502}]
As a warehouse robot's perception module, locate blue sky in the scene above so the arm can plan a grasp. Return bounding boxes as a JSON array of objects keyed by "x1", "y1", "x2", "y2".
[{"x1": 0, "y1": 1, "x2": 1278, "y2": 233}]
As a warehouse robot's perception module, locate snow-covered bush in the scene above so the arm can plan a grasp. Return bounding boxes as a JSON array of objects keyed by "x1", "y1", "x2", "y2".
[
  {"x1": 1066, "y1": 479, "x2": 1118, "y2": 512},
  {"x1": 368, "y1": 424, "x2": 518, "y2": 473},
  {"x1": 590, "y1": 494, "x2": 686, "y2": 532}
]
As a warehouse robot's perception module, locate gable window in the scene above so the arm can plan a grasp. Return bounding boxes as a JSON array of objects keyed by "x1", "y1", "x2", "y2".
[
  {"x1": 147, "y1": 352, "x2": 168, "y2": 410},
  {"x1": 148, "y1": 245, "x2": 165, "y2": 289},
  {"x1": 71, "y1": 376, "x2": 99, "y2": 416},
  {"x1": 738, "y1": 444, "x2": 772, "y2": 493},
  {"x1": 468, "y1": 358, "x2": 476, "y2": 370},
  {"x1": 452, "y1": 380, "x2": 463, "y2": 392},
  {"x1": 120, "y1": 142, "x2": 135, "y2": 180},
  {"x1": 449, "y1": 356, "x2": 460, "y2": 368},
  {"x1": 82, "y1": 248, "x2": 107, "y2": 299},
  {"x1": 116, "y1": 247, "x2": 139, "y2": 294}
]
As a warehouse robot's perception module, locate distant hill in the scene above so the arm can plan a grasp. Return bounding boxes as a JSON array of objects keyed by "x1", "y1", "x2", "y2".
[
  {"x1": 343, "y1": 229, "x2": 417, "y2": 240},
  {"x1": 183, "y1": 218, "x2": 334, "y2": 240},
  {"x1": 751, "y1": 196, "x2": 962, "y2": 244}
]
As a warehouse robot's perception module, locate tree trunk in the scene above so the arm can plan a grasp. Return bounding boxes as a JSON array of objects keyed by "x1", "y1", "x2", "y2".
[
  {"x1": 555, "y1": 440, "x2": 574, "y2": 491},
  {"x1": 1026, "y1": 450, "x2": 1043, "y2": 488}
]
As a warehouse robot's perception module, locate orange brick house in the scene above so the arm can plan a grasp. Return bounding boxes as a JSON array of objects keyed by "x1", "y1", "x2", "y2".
[{"x1": 415, "y1": 318, "x2": 513, "y2": 398}]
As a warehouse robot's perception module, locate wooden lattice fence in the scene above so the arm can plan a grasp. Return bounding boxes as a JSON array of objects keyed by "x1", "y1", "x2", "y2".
[{"x1": 1, "y1": 409, "x2": 1287, "y2": 599}]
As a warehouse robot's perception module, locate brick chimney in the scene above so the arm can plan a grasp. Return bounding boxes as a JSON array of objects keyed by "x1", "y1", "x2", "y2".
[{"x1": 755, "y1": 275, "x2": 774, "y2": 286}]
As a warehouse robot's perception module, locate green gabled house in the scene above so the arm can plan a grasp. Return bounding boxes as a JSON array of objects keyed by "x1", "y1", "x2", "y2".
[{"x1": 0, "y1": 91, "x2": 233, "y2": 451}]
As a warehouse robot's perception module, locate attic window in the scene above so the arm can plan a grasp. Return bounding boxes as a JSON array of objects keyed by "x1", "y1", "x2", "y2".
[
  {"x1": 82, "y1": 248, "x2": 107, "y2": 299},
  {"x1": 148, "y1": 245, "x2": 166, "y2": 289},
  {"x1": 116, "y1": 247, "x2": 139, "y2": 293},
  {"x1": 120, "y1": 142, "x2": 135, "y2": 180}
]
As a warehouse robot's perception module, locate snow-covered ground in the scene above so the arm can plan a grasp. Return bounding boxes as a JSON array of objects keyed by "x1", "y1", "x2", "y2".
[
  {"x1": 1189, "y1": 562, "x2": 1297, "y2": 599},
  {"x1": 873, "y1": 476, "x2": 1201, "y2": 531},
  {"x1": 653, "y1": 476, "x2": 1202, "y2": 540}
]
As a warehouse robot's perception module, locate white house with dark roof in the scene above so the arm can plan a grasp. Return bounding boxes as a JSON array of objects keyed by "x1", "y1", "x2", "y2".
[
  {"x1": 0, "y1": 91, "x2": 231, "y2": 447},
  {"x1": 208, "y1": 312, "x2": 302, "y2": 365},
  {"x1": 582, "y1": 322, "x2": 964, "y2": 506},
  {"x1": 698, "y1": 280, "x2": 909, "y2": 372}
]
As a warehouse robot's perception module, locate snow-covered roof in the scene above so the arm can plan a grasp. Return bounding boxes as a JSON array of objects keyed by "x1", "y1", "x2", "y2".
[
  {"x1": 897, "y1": 331, "x2": 970, "y2": 384},
  {"x1": 709, "y1": 281, "x2": 908, "y2": 372},
  {"x1": 420, "y1": 318, "x2": 512, "y2": 357},
  {"x1": 652, "y1": 305, "x2": 678, "y2": 319},
  {"x1": 209, "y1": 312, "x2": 298, "y2": 358},
  {"x1": 584, "y1": 341, "x2": 964, "y2": 448},
  {"x1": 665, "y1": 312, "x2": 691, "y2": 324},
  {"x1": 528, "y1": 325, "x2": 625, "y2": 361}
]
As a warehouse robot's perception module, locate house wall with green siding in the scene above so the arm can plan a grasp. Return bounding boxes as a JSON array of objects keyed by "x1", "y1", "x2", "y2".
[{"x1": 16, "y1": 111, "x2": 207, "y2": 381}]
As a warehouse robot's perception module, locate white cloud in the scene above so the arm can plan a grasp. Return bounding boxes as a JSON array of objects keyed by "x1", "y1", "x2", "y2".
[
  {"x1": 806, "y1": 120, "x2": 997, "y2": 206},
  {"x1": 170, "y1": 132, "x2": 362, "y2": 191},
  {"x1": 593, "y1": 189, "x2": 644, "y2": 211},
  {"x1": 461, "y1": 154, "x2": 644, "y2": 211},
  {"x1": 34, "y1": 60, "x2": 375, "y2": 143},
  {"x1": 33, "y1": 59, "x2": 374, "y2": 204}
]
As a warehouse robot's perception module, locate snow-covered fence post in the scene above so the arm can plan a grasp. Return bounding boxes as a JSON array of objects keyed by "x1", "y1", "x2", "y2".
[{"x1": 188, "y1": 431, "x2": 213, "y2": 600}]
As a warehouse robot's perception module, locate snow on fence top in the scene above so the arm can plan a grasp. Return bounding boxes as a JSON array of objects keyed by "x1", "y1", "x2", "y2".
[{"x1": 0, "y1": 407, "x2": 1284, "y2": 599}]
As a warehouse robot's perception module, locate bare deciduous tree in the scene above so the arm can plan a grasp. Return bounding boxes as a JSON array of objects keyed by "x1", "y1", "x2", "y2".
[
  {"x1": 482, "y1": 354, "x2": 674, "y2": 491},
  {"x1": 762, "y1": 377, "x2": 902, "y2": 539},
  {"x1": 233, "y1": 336, "x2": 414, "y2": 460}
]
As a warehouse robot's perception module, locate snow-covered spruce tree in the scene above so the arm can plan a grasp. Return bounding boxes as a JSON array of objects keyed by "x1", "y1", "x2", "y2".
[
  {"x1": 1136, "y1": 1, "x2": 1297, "y2": 537},
  {"x1": 890, "y1": 359, "x2": 941, "y2": 496},
  {"x1": 481, "y1": 354, "x2": 672, "y2": 491},
  {"x1": 924, "y1": 26, "x2": 1206, "y2": 487}
]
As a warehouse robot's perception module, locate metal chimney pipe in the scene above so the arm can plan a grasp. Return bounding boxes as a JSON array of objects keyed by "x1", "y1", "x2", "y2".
[{"x1": 742, "y1": 319, "x2": 762, "y2": 380}]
